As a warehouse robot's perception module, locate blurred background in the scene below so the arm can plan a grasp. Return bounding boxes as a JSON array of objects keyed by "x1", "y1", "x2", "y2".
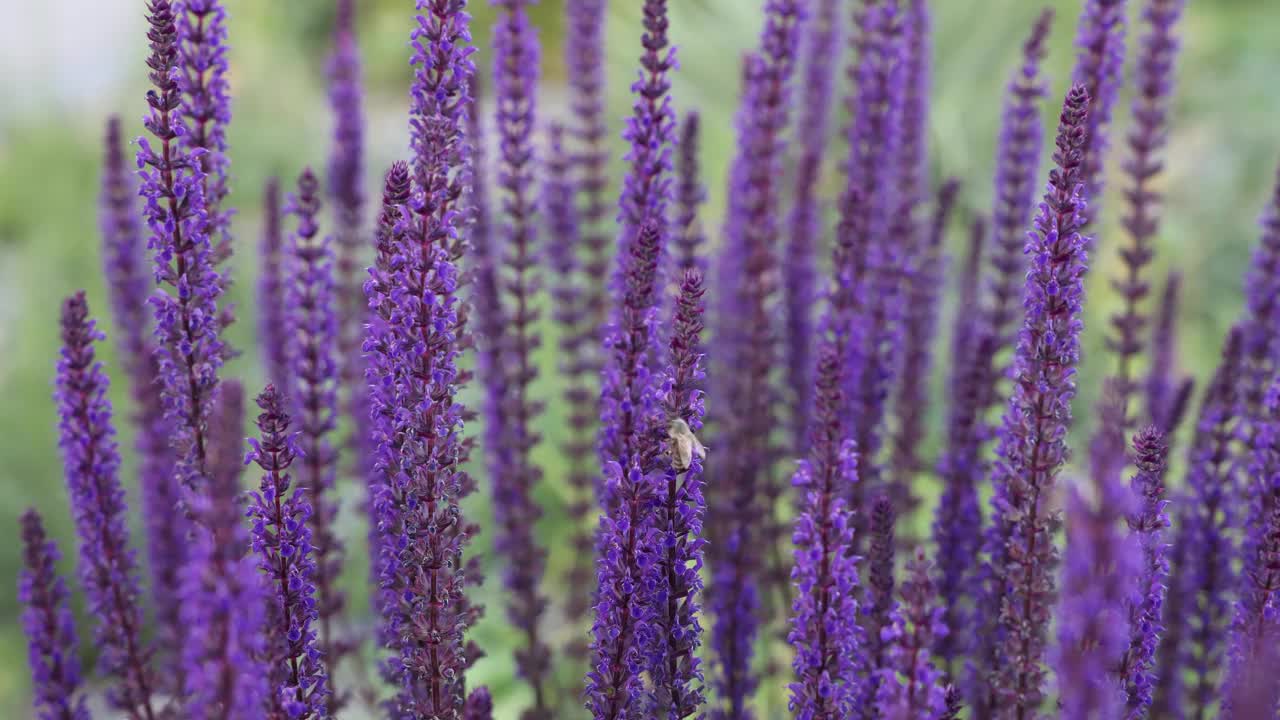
[{"x1": 2, "y1": 0, "x2": 1279, "y2": 716}]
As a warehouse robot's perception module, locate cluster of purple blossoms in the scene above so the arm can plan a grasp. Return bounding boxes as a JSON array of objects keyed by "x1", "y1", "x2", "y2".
[{"x1": 21, "y1": 1, "x2": 1280, "y2": 719}]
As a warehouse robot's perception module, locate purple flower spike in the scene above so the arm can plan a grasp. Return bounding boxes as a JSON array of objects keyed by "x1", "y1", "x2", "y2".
[
  {"x1": 327, "y1": 0, "x2": 368, "y2": 379},
  {"x1": 1071, "y1": 0, "x2": 1128, "y2": 230},
  {"x1": 1118, "y1": 427, "x2": 1172, "y2": 718},
  {"x1": 1054, "y1": 453, "x2": 1139, "y2": 720},
  {"x1": 138, "y1": 0, "x2": 227, "y2": 494},
  {"x1": 284, "y1": 169, "x2": 348, "y2": 706},
  {"x1": 711, "y1": 3, "x2": 806, "y2": 713},
  {"x1": 492, "y1": 2, "x2": 553, "y2": 712},
  {"x1": 1105, "y1": 0, "x2": 1186, "y2": 418},
  {"x1": 650, "y1": 270, "x2": 709, "y2": 719},
  {"x1": 875, "y1": 549, "x2": 949, "y2": 720},
  {"x1": 182, "y1": 380, "x2": 271, "y2": 720},
  {"x1": 259, "y1": 177, "x2": 289, "y2": 390},
  {"x1": 890, "y1": 179, "x2": 960, "y2": 499},
  {"x1": 55, "y1": 292, "x2": 159, "y2": 719},
  {"x1": 1145, "y1": 271, "x2": 1195, "y2": 433},
  {"x1": 839, "y1": 0, "x2": 907, "y2": 543},
  {"x1": 1241, "y1": 168, "x2": 1280, "y2": 452},
  {"x1": 1153, "y1": 329, "x2": 1244, "y2": 719},
  {"x1": 784, "y1": 0, "x2": 841, "y2": 459},
  {"x1": 863, "y1": 495, "x2": 898, "y2": 717},
  {"x1": 19, "y1": 509, "x2": 89, "y2": 720},
  {"x1": 176, "y1": 0, "x2": 233, "y2": 247},
  {"x1": 246, "y1": 384, "x2": 329, "y2": 719},
  {"x1": 674, "y1": 112, "x2": 707, "y2": 276},
  {"x1": 983, "y1": 83, "x2": 1092, "y2": 716},
  {"x1": 100, "y1": 115, "x2": 188, "y2": 679},
  {"x1": 789, "y1": 417, "x2": 865, "y2": 719},
  {"x1": 1226, "y1": 381, "x2": 1280, "y2": 715}
]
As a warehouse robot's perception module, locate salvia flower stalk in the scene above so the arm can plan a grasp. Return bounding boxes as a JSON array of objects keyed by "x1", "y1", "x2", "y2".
[
  {"x1": 137, "y1": 0, "x2": 227, "y2": 493},
  {"x1": 1241, "y1": 167, "x2": 1280, "y2": 452},
  {"x1": 1119, "y1": 427, "x2": 1172, "y2": 717},
  {"x1": 982, "y1": 83, "x2": 1092, "y2": 717},
  {"x1": 874, "y1": 549, "x2": 949, "y2": 720},
  {"x1": 100, "y1": 115, "x2": 188, "y2": 677},
  {"x1": 55, "y1": 292, "x2": 159, "y2": 720},
  {"x1": 181, "y1": 380, "x2": 270, "y2": 720},
  {"x1": 176, "y1": 0, "x2": 233, "y2": 250},
  {"x1": 19, "y1": 509, "x2": 89, "y2": 720},
  {"x1": 491, "y1": 1, "x2": 553, "y2": 712},
  {"x1": 284, "y1": 169, "x2": 349, "y2": 707},
  {"x1": 863, "y1": 495, "x2": 898, "y2": 713},
  {"x1": 246, "y1": 384, "x2": 329, "y2": 719},
  {"x1": 259, "y1": 177, "x2": 290, "y2": 390},
  {"x1": 674, "y1": 112, "x2": 707, "y2": 276},
  {"x1": 711, "y1": 2, "x2": 806, "y2": 712},
  {"x1": 1145, "y1": 271, "x2": 1195, "y2": 434},
  {"x1": 649, "y1": 269, "x2": 710, "y2": 718},
  {"x1": 783, "y1": 0, "x2": 842, "y2": 457},
  {"x1": 327, "y1": 0, "x2": 368, "y2": 368},
  {"x1": 1070, "y1": 0, "x2": 1128, "y2": 230}
]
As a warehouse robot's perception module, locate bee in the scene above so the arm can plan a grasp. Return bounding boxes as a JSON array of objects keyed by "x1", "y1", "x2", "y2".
[{"x1": 667, "y1": 417, "x2": 707, "y2": 473}]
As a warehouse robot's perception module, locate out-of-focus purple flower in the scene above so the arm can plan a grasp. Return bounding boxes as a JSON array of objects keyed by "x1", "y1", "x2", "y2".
[
  {"x1": 783, "y1": 0, "x2": 840, "y2": 460},
  {"x1": 100, "y1": 115, "x2": 188, "y2": 681},
  {"x1": 464, "y1": 687, "x2": 494, "y2": 720},
  {"x1": 1157, "y1": 329, "x2": 1244, "y2": 719},
  {"x1": 1118, "y1": 427, "x2": 1171, "y2": 718},
  {"x1": 55, "y1": 292, "x2": 159, "y2": 718},
  {"x1": 259, "y1": 177, "x2": 289, "y2": 390},
  {"x1": 1071, "y1": 0, "x2": 1128, "y2": 230},
  {"x1": 182, "y1": 380, "x2": 271, "y2": 720},
  {"x1": 949, "y1": 13, "x2": 1051, "y2": 705},
  {"x1": 327, "y1": 0, "x2": 367, "y2": 375},
  {"x1": 1054, "y1": 387, "x2": 1139, "y2": 720},
  {"x1": 649, "y1": 270, "x2": 709, "y2": 719},
  {"x1": 138, "y1": 0, "x2": 227, "y2": 494},
  {"x1": 176, "y1": 0, "x2": 233, "y2": 251},
  {"x1": 491, "y1": 2, "x2": 553, "y2": 712},
  {"x1": 1145, "y1": 271, "x2": 1195, "y2": 434},
  {"x1": 710, "y1": 4, "x2": 805, "y2": 714},
  {"x1": 246, "y1": 384, "x2": 329, "y2": 719},
  {"x1": 875, "y1": 549, "x2": 949, "y2": 720},
  {"x1": 1104, "y1": 0, "x2": 1185, "y2": 418},
  {"x1": 863, "y1": 495, "x2": 897, "y2": 715},
  {"x1": 19, "y1": 509, "x2": 89, "y2": 720},
  {"x1": 838, "y1": 0, "x2": 907, "y2": 548},
  {"x1": 588, "y1": 219, "x2": 665, "y2": 719},
  {"x1": 284, "y1": 169, "x2": 348, "y2": 707},
  {"x1": 982, "y1": 84, "x2": 1091, "y2": 716},
  {"x1": 674, "y1": 112, "x2": 706, "y2": 276},
  {"x1": 890, "y1": 178, "x2": 959, "y2": 499},
  {"x1": 1224, "y1": 380, "x2": 1280, "y2": 716},
  {"x1": 1241, "y1": 168, "x2": 1280, "y2": 457}
]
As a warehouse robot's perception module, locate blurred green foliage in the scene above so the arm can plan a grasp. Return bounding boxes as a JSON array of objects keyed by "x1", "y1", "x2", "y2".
[{"x1": 1, "y1": 0, "x2": 1279, "y2": 716}]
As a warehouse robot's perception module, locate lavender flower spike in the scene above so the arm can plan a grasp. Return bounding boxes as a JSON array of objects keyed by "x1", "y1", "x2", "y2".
[
  {"x1": 985, "y1": 83, "x2": 1092, "y2": 716},
  {"x1": 1241, "y1": 167, "x2": 1280, "y2": 452},
  {"x1": 284, "y1": 169, "x2": 348, "y2": 707},
  {"x1": 182, "y1": 380, "x2": 270, "y2": 720},
  {"x1": 137, "y1": 0, "x2": 227, "y2": 492},
  {"x1": 1225, "y1": 380, "x2": 1280, "y2": 716},
  {"x1": 246, "y1": 384, "x2": 329, "y2": 719},
  {"x1": 650, "y1": 270, "x2": 709, "y2": 718},
  {"x1": 177, "y1": 0, "x2": 233, "y2": 248},
  {"x1": 259, "y1": 177, "x2": 289, "y2": 390},
  {"x1": 19, "y1": 509, "x2": 89, "y2": 720},
  {"x1": 875, "y1": 549, "x2": 949, "y2": 720},
  {"x1": 1071, "y1": 0, "x2": 1128, "y2": 230},
  {"x1": 55, "y1": 292, "x2": 158, "y2": 719},
  {"x1": 1118, "y1": 427, "x2": 1172, "y2": 718}
]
